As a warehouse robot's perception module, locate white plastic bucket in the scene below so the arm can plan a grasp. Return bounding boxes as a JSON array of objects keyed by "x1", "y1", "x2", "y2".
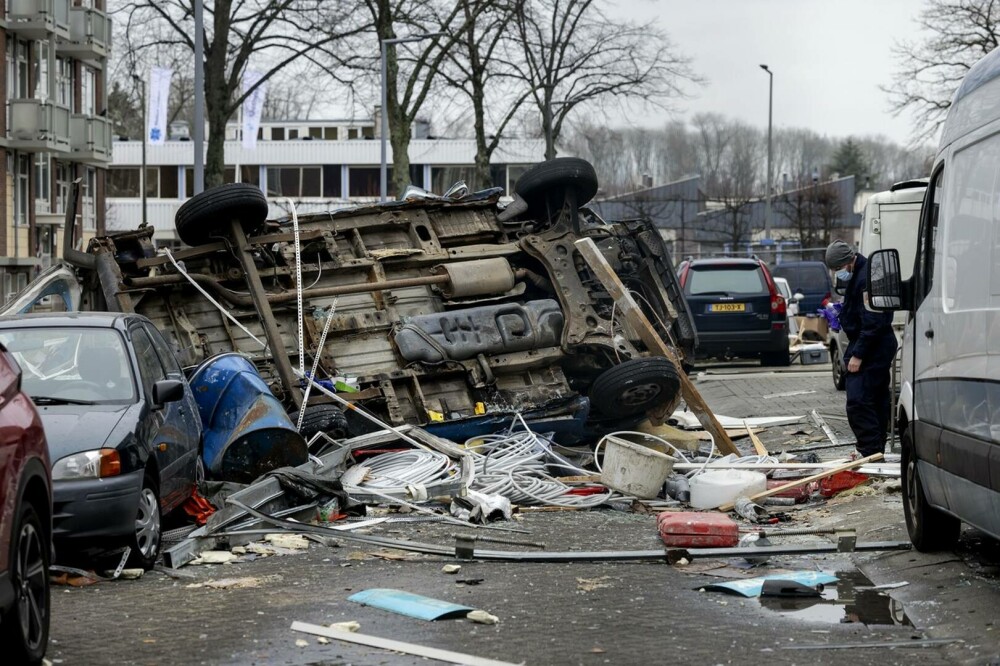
[
  {"x1": 598, "y1": 436, "x2": 675, "y2": 499},
  {"x1": 689, "y1": 470, "x2": 768, "y2": 509}
]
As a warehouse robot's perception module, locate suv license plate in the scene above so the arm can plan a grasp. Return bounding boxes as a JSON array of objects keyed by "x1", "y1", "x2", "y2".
[{"x1": 710, "y1": 303, "x2": 746, "y2": 312}]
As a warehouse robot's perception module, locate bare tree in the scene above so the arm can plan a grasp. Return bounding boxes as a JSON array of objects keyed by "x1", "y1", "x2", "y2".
[
  {"x1": 709, "y1": 124, "x2": 762, "y2": 249},
  {"x1": 886, "y1": 0, "x2": 1000, "y2": 142},
  {"x1": 357, "y1": 0, "x2": 490, "y2": 195},
  {"x1": 515, "y1": 0, "x2": 697, "y2": 160},
  {"x1": 439, "y1": 0, "x2": 533, "y2": 189},
  {"x1": 118, "y1": 0, "x2": 368, "y2": 189}
]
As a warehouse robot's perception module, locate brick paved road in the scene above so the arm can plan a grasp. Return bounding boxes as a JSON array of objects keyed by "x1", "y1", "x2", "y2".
[{"x1": 45, "y1": 365, "x2": 995, "y2": 666}]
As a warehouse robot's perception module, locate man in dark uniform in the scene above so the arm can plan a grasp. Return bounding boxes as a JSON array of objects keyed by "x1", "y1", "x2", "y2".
[{"x1": 825, "y1": 240, "x2": 898, "y2": 457}]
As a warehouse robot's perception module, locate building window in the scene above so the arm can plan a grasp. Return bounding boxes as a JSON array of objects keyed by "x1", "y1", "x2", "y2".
[
  {"x1": 266, "y1": 166, "x2": 321, "y2": 197},
  {"x1": 288, "y1": 128, "x2": 298, "y2": 140},
  {"x1": 108, "y1": 167, "x2": 140, "y2": 197},
  {"x1": 324, "y1": 127, "x2": 337, "y2": 140},
  {"x1": 322, "y1": 165, "x2": 342, "y2": 198},
  {"x1": 271, "y1": 127, "x2": 285, "y2": 141},
  {"x1": 14, "y1": 154, "x2": 29, "y2": 226},
  {"x1": 15, "y1": 41, "x2": 28, "y2": 99},
  {"x1": 431, "y1": 166, "x2": 477, "y2": 195},
  {"x1": 81, "y1": 67, "x2": 96, "y2": 116},
  {"x1": 183, "y1": 165, "x2": 259, "y2": 195},
  {"x1": 34, "y1": 154, "x2": 50, "y2": 214},
  {"x1": 82, "y1": 167, "x2": 96, "y2": 230},
  {"x1": 347, "y1": 128, "x2": 359, "y2": 140},
  {"x1": 159, "y1": 166, "x2": 179, "y2": 198},
  {"x1": 56, "y1": 57, "x2": 72, "y2": 108},
  {"x1": 348, "y1": 167, "x2": 379, "y2": 197},
  {"x1": 55, "y1": 162, "x2": 70, "y2": 214},
  {"x1": 362, "y1": 126, "x2": 374, "y2": 139},
  {"x1": 308, "y1": 127, "x2": 322, "y2": 139},
  {"x1": 33, "y1": 42, "x2": 49, "y2": 102}
]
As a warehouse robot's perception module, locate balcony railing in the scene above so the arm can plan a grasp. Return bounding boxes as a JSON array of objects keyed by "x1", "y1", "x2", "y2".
[
  {"x1": 9, "y1": 100, "x2": 71, "y2": 153},
  {"x1": 59, "y1": 6, "x2": 110, "y2": 62},
  {"x1": 69, "y1": 114, "x2": 111, "y2": 164},
  {"x1": 7, "y1": 0, "x2": 70, "y2": 40}
]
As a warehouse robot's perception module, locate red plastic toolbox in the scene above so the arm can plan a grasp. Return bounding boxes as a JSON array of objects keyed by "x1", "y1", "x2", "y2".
[{"x1": 657, "y1": 511, "x2": 739, "y2": 548}]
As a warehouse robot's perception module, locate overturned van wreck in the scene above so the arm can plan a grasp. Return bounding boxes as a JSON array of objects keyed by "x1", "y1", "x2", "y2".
[{"x1": 10, "y1": 158, "x2": 696, "y2": 443}]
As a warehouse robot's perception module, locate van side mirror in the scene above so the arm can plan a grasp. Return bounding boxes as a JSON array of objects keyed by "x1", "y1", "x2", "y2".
[
  {"x1": 793, "y1": 292, "x2": 804, "y2": 302},
  {"x1": 868, "y1": 249, "x2": 911, "y2": 311},
  {"x1": 152, "y1": 379, "x2": 185, "y2": 407}
]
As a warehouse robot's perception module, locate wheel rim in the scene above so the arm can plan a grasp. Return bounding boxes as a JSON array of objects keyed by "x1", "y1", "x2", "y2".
[
  {"x1": 620, "y1": 383, "x2": 662, "y2": 406},
  {"x1": 905, "y1": 454, "x2": 920, "y2": 527},
  {"x1": 135, "y1": 487, "x2": 161, "y2": 558},
  {"x1": 15, "y1": 521, "x2": 47, "y2": 652}
]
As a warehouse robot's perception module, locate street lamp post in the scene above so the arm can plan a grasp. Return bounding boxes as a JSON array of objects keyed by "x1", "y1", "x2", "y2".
[
  {"x1": 380, "y1": 32, "x2": 446, "y2": 202},
  {"x1": 132, "y1": 74, "x2": 148, "y2": 226},
  {"x1": 760, "y1": 64, "x2": 773, "y2": 242}
]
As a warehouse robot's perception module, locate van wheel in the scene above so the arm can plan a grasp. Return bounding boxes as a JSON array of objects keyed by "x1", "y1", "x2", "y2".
[
  {"x1": 590, "y1": 358, "x2": 681, "y2": 416},
  {"x1": 902, "y1": 428, "x2": 960, "y2": 551},
  {"x1": 1, "y1": 502, "x2": 49, "y2": 664},
  {"x1": 291, "y1": 404, "x2": 350, "y2": 450},
  {"x1": 831, "y1": 343, "x2": 846, "y2": 390},
  {"x1": 175, "y1": 183, "x2": 268, "y2": 246}
]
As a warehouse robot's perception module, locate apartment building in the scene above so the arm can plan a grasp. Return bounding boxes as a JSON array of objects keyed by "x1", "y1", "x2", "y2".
[
  {"x1": 106, "y1": 118, "x2": 547, "y2": 247},
  {"x1": 1, "y1": 0, "x2": 111, "y2": 300}
]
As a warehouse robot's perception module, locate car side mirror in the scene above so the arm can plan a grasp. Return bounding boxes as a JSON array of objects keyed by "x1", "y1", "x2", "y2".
[
  {"x1": 793, "y1": 292, "x2": 804, "y2": 302},
  {"x1": 868, "y1": 249, "x2": 912, "y2": 311},
  {"x1": 152, "y1": 379, "x2": 184, "y2": 407}
]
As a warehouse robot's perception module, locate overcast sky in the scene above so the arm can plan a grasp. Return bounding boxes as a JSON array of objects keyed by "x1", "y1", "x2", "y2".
[{"x1": 617, "y1": 0, "x2": 927, "y2": 145}]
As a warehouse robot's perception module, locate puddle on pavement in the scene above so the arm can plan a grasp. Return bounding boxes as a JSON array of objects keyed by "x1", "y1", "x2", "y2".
[{"x1": 756, "y1": 570, "x2": 911, "y2": 626}]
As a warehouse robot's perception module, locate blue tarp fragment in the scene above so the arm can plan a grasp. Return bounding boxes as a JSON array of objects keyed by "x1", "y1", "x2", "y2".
[
  {"x1": 348, "y1": 589, "x2": 475, "y2": 621},
  {"x1": 700, "y1": 572, "x2": 838, "y2": 598}
]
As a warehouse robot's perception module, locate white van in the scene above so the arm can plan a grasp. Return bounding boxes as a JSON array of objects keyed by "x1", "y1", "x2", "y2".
[
  {"x1": 869, "y1": 48, "x2": 1000, "y2": 551},
  {"x1": 830, "y1": 181, "x2": 926, "y2": 390}
]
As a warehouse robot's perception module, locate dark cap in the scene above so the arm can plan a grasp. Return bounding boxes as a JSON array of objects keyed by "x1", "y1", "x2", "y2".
[{"x1": 824, "y1": 240, "x2": 856, "y2": 269}]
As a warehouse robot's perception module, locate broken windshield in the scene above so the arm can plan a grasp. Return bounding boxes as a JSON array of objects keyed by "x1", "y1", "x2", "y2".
[{"x1": 0, "y1": 327, "x2": 136, "y2": 404}]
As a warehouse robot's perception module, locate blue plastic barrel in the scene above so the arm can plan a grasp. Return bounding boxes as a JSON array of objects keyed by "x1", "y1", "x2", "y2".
[{"x1": 189, "y1": 353, "x2": 307, "y2": 483}]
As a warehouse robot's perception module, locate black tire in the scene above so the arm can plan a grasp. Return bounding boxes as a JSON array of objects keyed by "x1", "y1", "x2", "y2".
[
  {"x1": 590, "y1": 358, "x2": 681, "y2": 417},
  {"x1": 761, "y1": 349, "x2": 791, "y2": 367},
  {"x1": 831, "y1": 343, "x2": 846, "y2": 390},
  {"x1": 175, "y1": 183, "x2": 268, "y2": 247},
  {"x1": 2, "y1": 502, "x2": 49, "y2": 664},
  {"x1": 127, "y1": 473, "x2": 162, "y2": 570},
  {"x1": 902, "y1": 427, "x2": 960, "y2": 552},
  {"x1": 292, "y1": 403, "x2": 350, "y2": 445},
  {"x1": 514, "y1": 158, "x2": 599, "y2": 207}
]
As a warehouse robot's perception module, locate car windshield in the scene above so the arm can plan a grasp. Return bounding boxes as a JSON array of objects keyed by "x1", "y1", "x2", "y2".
[
  {"x1": 0, "y1": 327, "x2": 136, "y2": 404},
  {"x1": 686, "y1": 266, "x2": 766, "y2": 295},
  {"x1": 773, "y1": 265, "x2": 829, "y2": 291}
]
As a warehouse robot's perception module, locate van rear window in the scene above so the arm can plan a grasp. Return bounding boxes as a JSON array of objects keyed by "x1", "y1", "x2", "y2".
[
  {"x1": 772, "y1": 265, "x2": 829, "y2": 291},
  {"x1": 686, "y1": 266, "x2": 765, "y2": 295}
]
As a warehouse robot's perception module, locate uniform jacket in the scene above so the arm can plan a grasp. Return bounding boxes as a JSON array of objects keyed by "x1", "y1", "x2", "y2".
[{"x1": 840, "y1": 253, "x2": 898, "y2": 368}]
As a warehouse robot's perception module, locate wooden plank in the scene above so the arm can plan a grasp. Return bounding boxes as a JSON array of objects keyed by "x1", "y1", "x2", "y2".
[
  {"x1": 574, "y1": 238, "x2": 740, "y2": 456},
  {"x1": 745, "y1": 420, "x2": 769, "y2": 456},
  {"x1": 717, "y1": 453, "x2": 883, "y2": 511},
  {"x1": 291, "y1": 621, "x2": 522, "y2": 666}
]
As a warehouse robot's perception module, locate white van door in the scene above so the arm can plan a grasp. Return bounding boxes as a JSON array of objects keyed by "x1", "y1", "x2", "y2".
[{"x1": 910, "y1": 168, "x2": 946, "y2": 508}]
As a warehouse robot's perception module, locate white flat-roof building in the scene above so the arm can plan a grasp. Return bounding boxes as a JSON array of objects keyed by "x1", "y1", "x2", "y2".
[{"x1": 106, "y1": 118, "x2": 547, "y2": 245}]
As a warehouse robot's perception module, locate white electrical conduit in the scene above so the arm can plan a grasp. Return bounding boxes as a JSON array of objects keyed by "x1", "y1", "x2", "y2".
[
  {"x1": 296, "y1": 301, "x2": 338, "y2": 432},
  {"x1": 164, "y1": 249, "x2": 267, "y2": 349}
]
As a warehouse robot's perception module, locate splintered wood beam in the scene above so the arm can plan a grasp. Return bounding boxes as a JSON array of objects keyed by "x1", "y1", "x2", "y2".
[{"x1": 574, "y1": 238, "x2": 739, "y2": 456}]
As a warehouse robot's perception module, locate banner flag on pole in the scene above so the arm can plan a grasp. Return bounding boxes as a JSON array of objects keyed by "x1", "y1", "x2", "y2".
[
  {"x1": 147, "y1": 67, "x2": 173, "y2": 146},
  {"x1": 242, "y1": 70, "x2": 267, "y2": 150}
]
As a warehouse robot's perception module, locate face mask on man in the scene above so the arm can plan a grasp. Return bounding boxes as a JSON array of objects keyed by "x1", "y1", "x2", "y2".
[{"x1": 836, "y1": 268, "x2": 852, "y2": 282}]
